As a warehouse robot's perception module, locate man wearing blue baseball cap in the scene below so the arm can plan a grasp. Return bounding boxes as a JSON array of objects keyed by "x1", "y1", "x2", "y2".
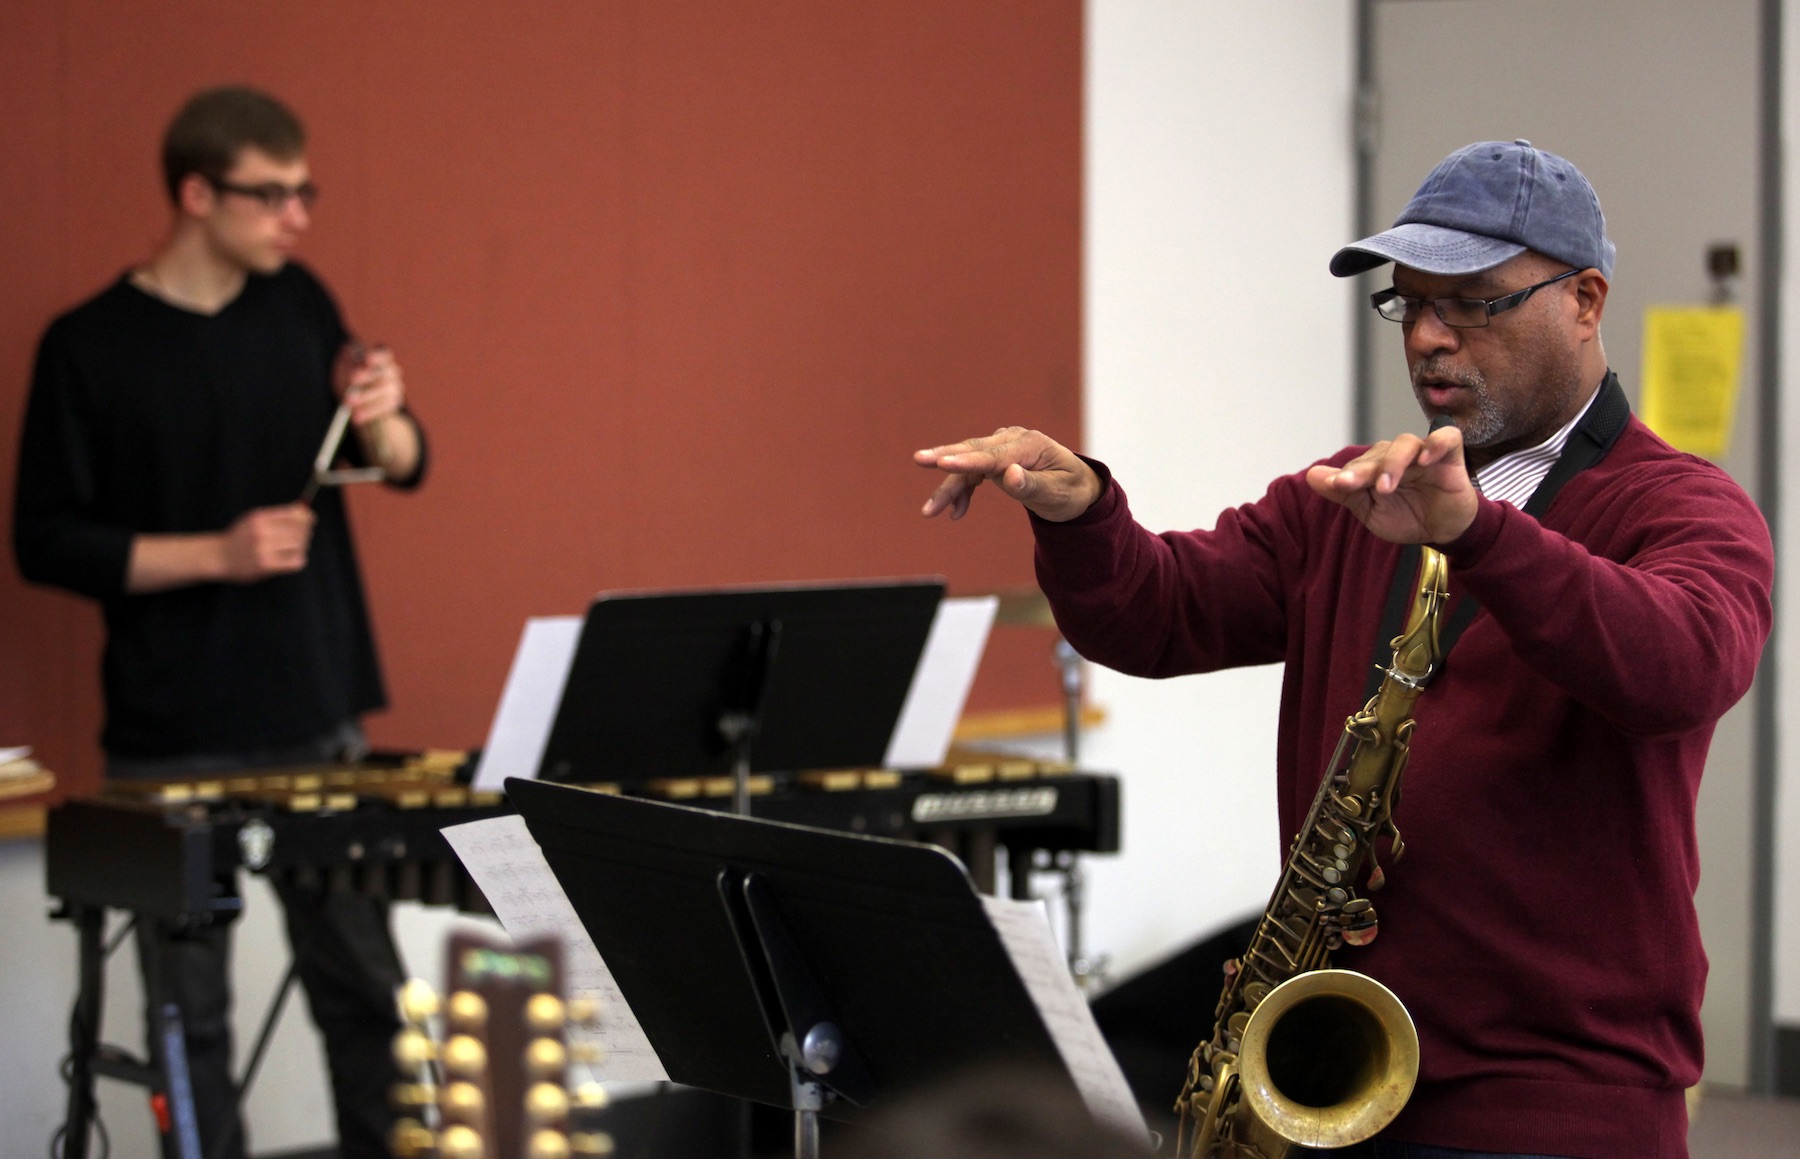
[{"x1": 915, "y1": 141, "x2": 1772, "y2": 1157}]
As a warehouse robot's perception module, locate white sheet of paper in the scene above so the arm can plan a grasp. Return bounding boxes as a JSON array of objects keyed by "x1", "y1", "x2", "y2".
[
  {"x1": 981, "y1": 895, "x2": 1147, "y2": 1138},
  {"x1": 883, "y1": 596, "x2": 998, "y2": 769},
  {"x1": 471, "y1": 617, "x2": 583, "y2": 791},
  {"x1": 0, "y1": 747, "x2": 32, "y2": 765},
  {"x1": 442, "y1": 814, "x2": 669, "y2": 1082}
]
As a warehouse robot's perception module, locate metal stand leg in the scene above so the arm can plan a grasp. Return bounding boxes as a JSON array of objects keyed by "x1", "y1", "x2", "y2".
[
  {"x1": 58, "y1": 905, "x2": 107, "y2": 1159},
  {"x1": 1057, "y1": 852, "x2": 1107, "y2": 991},
  {"x1": 791, "y1": 1075, "x2": 824, "y2": 1159},
  {"x1": 1054, "y1": 638, "x2": 1083, "y2": 765}
]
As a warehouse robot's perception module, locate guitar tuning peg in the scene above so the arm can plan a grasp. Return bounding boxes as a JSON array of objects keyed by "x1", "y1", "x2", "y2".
[
  {"x1": 392, "y1": 1027, "x2": 436, "y2": 1071},
  {"x1": 447, "y1": 989, "x2": 488, "y2": 1032},
  {"x1": 526, "y1": 1036, "x2": 569, "y2": 1078},
  {"x1": 528, "y1": 1127, "x2": 572, "y2": 1159},
  {"x1": 571, "y1": 1131, "x2": 616, "y2": 1157},
  {"x1": 567, "y1": 997, "x2": 602, "y2": 1026},
  {"x1": 527, "y1": 993, "x2": 568, "y2": 1032},
  {"x1": 438, "y1": 1123, "x2": 485, "y2": 1159},
  {"x1": 573, "y1": 1081, "x2": 609, "y2": 1110},
  {"x1": 440, "y1": 1080, "x2": 485, "y2": 1123},
  {"x1": 526, "y1": 1081, "x2": 572, "y2": 1124},
  {"x1": 388, "y1": 1082, "x2": 437, "y2": 1109},
  {"x1": 389, "y1": 1117, "x2": 434, "y2": 1159},
  {"x1": 442, "y1": 1034, "x2": 489, "y2": 1079},
  {"x1": 398, "y1": 979, "x2": 440, "y2": 1025}
]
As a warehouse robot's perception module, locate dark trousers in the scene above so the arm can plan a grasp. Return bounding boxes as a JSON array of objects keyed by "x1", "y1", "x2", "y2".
[
  {"x1": 116, "y1": 723, "x2": 403, "y2": 1159},
  {"x1": 134, "y1": 894, "x2": 402, "y2": 1159},
  {"x1": 134, "y1": 918, "x2": 244, "y2": 1159}
]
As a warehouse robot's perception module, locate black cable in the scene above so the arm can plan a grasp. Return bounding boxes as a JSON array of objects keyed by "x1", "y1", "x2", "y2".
[
  {"x1": 49, "y1": 1117, "x2": 109, "y2": 1159},
  {"x1": 49, "y1": 1052, "x2": 111, "y2": 1159}
]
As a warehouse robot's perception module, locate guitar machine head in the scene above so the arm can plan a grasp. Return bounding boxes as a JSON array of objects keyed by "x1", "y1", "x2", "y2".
[{"x1": 391, "y1": 932, "x2": 613, "y2": 1159}]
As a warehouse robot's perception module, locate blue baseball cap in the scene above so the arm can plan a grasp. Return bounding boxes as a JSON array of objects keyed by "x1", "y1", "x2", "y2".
[{"x1": 1330, "y1": 139, "x2": 1615, "y2": 279}]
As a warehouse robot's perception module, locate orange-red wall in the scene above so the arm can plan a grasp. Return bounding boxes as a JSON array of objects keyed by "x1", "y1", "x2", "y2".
[{"x1": 0, "y1": 2, "x2": 1081, "y2": 795}]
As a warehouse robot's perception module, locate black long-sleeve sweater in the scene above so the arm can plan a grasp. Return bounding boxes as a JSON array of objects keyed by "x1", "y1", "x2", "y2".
[{"x1": 13, "y1": 262, "x2": 423, "y2": 759}]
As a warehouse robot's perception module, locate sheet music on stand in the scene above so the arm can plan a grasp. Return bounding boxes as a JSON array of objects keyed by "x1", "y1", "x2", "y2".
[
  {"x1": 467, "y1": 783, "x2": 1147, "y2": 1140},
  {"x1": 441, "y1": 814, "x2": 669, "y2": 1083},
  {"x1": 979, "y1": 893, "x2": 1144, "y2": 1133}
]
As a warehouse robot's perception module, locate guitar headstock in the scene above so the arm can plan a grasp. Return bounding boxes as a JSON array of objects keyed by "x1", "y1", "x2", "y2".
[{"x1": 391, "y1": 931, "x2": 613, "y2": 1158}]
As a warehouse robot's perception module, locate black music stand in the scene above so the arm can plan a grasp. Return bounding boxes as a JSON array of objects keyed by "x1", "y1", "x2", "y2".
[
  {"x1": 536, "y1": 579, "x2": 944, "y2": 812},
  {"x1": 505, "y1": 778, "x2": 1084, "y2": 1159}
]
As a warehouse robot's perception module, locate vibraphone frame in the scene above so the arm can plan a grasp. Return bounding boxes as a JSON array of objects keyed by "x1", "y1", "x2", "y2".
[{"x1": 45, "y1": 758, "x2": 1119, "y2": 1159}]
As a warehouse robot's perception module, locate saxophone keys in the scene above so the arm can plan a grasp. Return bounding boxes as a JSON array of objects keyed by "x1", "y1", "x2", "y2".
[
  {"x1": 1341, "y1": 924, "x2": 1379, "y2": 947},
  {"x1": 1340, "y1": 897, "x2": 1373, "y2": 915},
  {"x1": 1366, "y1": 862, "x2": 1387, "y2": 891}
]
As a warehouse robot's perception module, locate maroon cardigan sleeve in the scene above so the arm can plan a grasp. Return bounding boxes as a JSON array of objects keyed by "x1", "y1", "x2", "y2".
[{"x1": 1029, "y1": 456, "x2": 1315, "y2": 678}]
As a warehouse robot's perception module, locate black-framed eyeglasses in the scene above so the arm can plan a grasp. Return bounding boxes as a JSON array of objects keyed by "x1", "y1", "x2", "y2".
[
  {"x1": 1370, "y1": 267, "x2": 1581, "y2": 328},
  {"x1": 208, "y1": 177, "x2": 319, "y2": 212}
]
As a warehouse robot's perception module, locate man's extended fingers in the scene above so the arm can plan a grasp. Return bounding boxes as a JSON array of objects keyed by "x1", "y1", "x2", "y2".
[
  {"x1": 1322, "y1": 435, "x2": 1433, "y2": 496},
  {"x1": 916, "y1": 427, "x2": 1099, "y2": 522},
  {"x1": 916, "y1": 427, "x2": 1034, "y2": 470},
  {"x1": 922, "y1": 472, "x2": 981, "y2": 519}
]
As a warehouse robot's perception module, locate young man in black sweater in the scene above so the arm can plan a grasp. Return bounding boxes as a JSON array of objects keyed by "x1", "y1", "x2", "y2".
[{"x1": 15, "y1": 86, "x2": 426, "y2": 1159}]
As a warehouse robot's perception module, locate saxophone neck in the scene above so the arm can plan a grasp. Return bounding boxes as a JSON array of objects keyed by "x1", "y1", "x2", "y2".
[{"x1": 1388, "y1": 547, "x2": 1450, "y2": 686}]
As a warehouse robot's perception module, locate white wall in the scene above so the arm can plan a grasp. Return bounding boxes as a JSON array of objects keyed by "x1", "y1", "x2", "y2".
[
  {"x1": 1776, "y1": 0, "x2": 1800, "y2": 1030},
  {"x1": 1077, "y1": 0, "x2": 1355, "y2": 977}
]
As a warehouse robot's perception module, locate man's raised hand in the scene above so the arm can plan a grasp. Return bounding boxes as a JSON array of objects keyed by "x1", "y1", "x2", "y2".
[
  {"x1": 915, "y1": 427, "x2": 1101, "y2": 523},
  {"x1": 1303, "y1": 422, "x2": 1478, "y2": 544}
]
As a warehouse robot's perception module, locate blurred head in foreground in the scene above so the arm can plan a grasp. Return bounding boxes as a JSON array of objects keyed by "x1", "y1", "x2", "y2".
[{"x1": 837, "y1": 1065, "x2": 1153, "y2": 1159}]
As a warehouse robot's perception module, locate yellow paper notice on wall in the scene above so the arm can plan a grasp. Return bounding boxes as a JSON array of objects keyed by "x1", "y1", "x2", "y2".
[{"x1": 1640, "y1": 306, "x2": 1743, "y2": 459}]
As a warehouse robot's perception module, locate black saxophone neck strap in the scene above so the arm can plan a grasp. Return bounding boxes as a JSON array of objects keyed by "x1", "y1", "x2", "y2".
[{"x1": 1360, "y1": 372, "x2": 1631, "y2": 701}]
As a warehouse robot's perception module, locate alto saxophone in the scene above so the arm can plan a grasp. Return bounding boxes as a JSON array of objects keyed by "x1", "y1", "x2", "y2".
[{"x1": 1173, "y1": 546, "x2": 1449, "y2": 1159}]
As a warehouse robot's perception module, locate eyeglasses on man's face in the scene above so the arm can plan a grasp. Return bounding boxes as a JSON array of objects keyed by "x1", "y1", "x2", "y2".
[
  {"x1": 1370, "y1": 267, "x2": 1581, "y2": 328},
  {"x1": 208, "y1": 176, "x2": 320, "y2": 212}
]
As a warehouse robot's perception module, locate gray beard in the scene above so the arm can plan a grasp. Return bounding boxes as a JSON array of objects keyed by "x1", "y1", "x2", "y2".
[
  {"x1": 1411, "y1": 359, "x2": 1506, "y2": 446},
  {"x1": 1410, "y1": 357, "x2": 1581, "y2": 450}
]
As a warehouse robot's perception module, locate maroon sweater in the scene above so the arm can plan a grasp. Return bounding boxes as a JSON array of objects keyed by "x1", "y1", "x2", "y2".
[{"x1": 1031, "y1": 416, "x2": 1771, "y2": 1159}]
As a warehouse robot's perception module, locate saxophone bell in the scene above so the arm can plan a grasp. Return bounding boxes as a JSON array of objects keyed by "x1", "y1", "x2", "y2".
[{"x1": 1235, "y1": 969, "x2": 1419, "y2": 1152}]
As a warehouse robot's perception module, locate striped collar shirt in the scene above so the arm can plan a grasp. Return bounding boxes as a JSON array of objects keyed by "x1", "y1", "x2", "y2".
[{"x1": 1469, "y1": 385, "x2": 1602, "y2": 509}]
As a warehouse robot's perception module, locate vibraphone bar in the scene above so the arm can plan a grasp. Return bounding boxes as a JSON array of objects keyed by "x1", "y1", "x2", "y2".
[{"x1": 47, "y1": 751, "x2": 1120, "y2": 919}]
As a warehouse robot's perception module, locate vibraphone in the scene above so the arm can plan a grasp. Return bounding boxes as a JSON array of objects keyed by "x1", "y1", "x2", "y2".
[{"x1": 46, "y1": 751, "x2": 1120, "y2": 1159}]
